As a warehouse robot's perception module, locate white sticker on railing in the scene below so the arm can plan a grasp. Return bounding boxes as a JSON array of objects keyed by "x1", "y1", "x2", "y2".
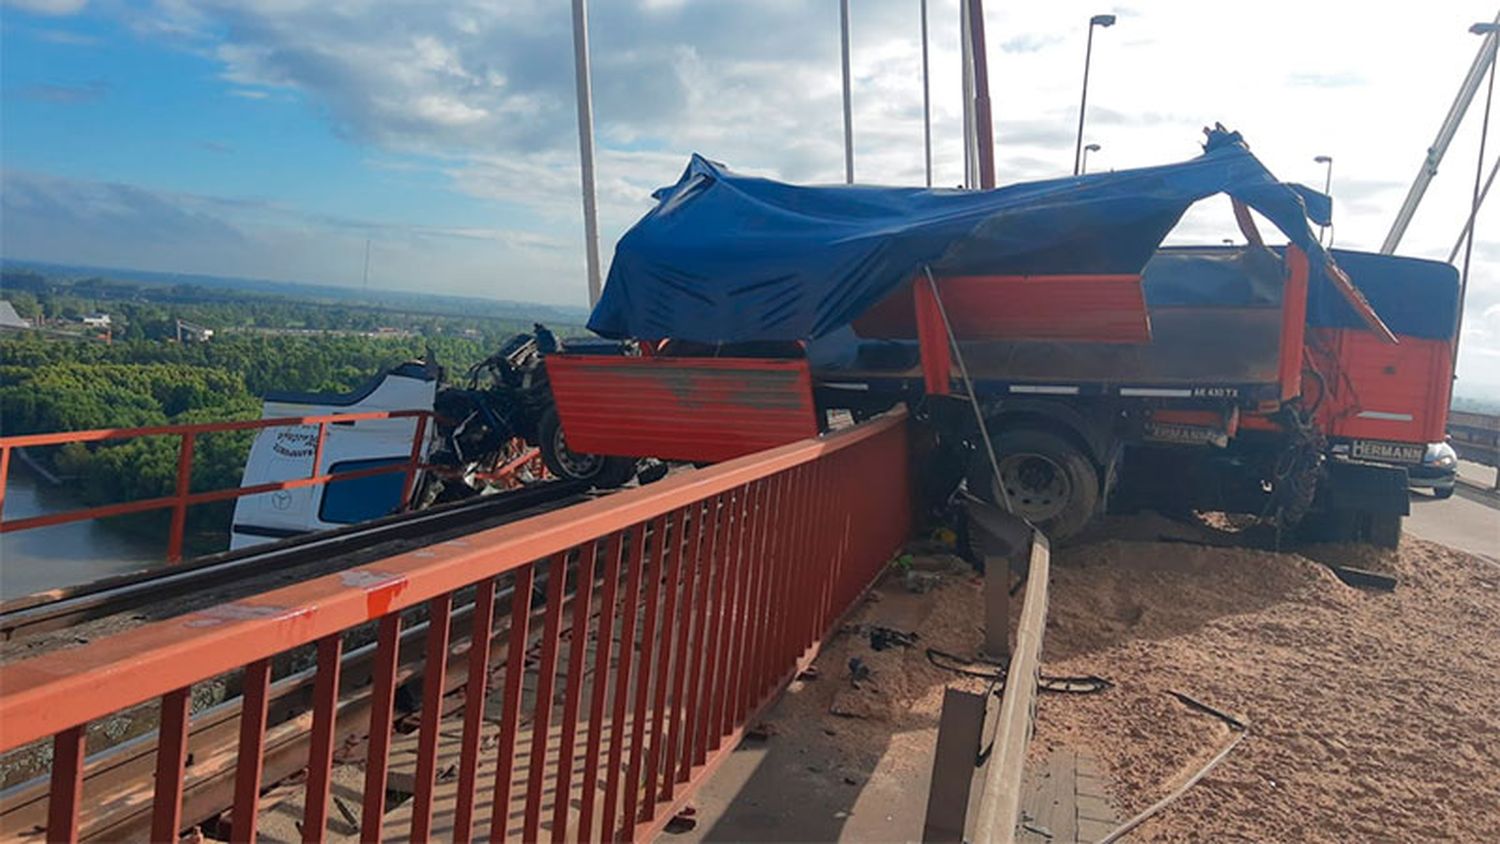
[
  {"x1": 183, "y1": 602, "x2": 291, "y2": 628},
  {"x1": 341, "y1": 569, "x2": 405, "y2": 588}
]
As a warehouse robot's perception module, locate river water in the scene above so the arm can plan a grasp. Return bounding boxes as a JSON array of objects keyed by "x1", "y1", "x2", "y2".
[{"x1": 0, "y1": 465, "x2": 164, "y2": 599}]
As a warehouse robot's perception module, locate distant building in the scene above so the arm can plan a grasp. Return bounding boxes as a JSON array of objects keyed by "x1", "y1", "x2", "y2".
[
  {"x1": 176, "y1": 319, "x2": 214, "y2": 343},
  {"x1": 81, "y1": 313, "x2": 112, "y2": 328},
  {"x1": 0, "y1": 300, "x2": 30, "y2": 331}
]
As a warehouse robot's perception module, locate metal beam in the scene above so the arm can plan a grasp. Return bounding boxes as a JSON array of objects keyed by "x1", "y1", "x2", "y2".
[
  {"x1": 921, "y1": 0, "x2": 932, "y2": 187},
  {"x1": 972, "y1": 533, "x2": 1051, "y2": 844},
  {"x1": 570, "y1": 0, "x2": 604, "y2": 305},
  {"x1": 1382, "y1": 13, "x2": 1499, "y2": 254},
  {"x1": 841, "y1": 0, "x2": 855, "y2": 184}
]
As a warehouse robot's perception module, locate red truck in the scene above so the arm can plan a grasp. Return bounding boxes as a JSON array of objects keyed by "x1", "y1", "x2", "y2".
[{"x1": 538, "y1": 131, "x2": 1457, "y2": 547}]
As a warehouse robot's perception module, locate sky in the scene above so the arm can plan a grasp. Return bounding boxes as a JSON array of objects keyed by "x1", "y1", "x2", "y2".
[{"x1": 1, "y1": 0, "x2": 1498, "y2": 395}]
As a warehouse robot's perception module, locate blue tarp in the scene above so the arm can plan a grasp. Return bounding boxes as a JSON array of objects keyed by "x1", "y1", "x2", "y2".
[
  {"x1": 1143, "y1": 246, "x2": 1457, "y2": 338},
  {"x1": 589, "y1": 128, "x2": 1345, "y2": 344},
  {"x1": 1311, "y1": 248, "x2": 1457, "y2": 339}
]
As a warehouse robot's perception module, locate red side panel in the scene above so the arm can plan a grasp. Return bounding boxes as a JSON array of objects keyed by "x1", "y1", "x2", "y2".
[
  {"x1": 1151, "y1": 408, "x2": 1240, "y2": 437},
  {"x1": 912, "y1": 279, "x2": 951, "y2": 396},
  {"x1": 1278, "y1": 247, "x2": 1309, "y2": 402},
  {"x1": 853, "y1": 274, "x2": 1151, "y2": 344},
  {"x1": 1310, "y1": 328, "x2": 1453, "y2": 444},
  {"x1": 545, "y1": 355, "x2": 820, "y2": 463}
]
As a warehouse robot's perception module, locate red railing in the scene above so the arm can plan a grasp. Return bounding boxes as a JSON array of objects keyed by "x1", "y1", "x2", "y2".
[
  {"x1": 0, "y1": 410, "x2": 432, "y2": 564},
  {"x1": 0, "y1": 410, "x2": 911, "y2": 842}
]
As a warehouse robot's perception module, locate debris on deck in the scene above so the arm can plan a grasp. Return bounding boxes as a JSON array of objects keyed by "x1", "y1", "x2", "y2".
[{"x1": 671, "y1": 512, "x2": 1500, "y2": 842}]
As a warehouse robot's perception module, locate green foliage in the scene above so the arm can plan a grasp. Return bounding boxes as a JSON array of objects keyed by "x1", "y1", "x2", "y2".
[
  {"x1": 0, "y1": 269, "x2": 578, "y2": 547},
  {"x1": 4, "y1": 292, "x2": 40, "y2": 319}
]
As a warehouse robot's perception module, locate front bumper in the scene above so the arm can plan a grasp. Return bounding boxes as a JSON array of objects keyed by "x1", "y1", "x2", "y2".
[{"x1": 1407, "y1": 465, "x2": 1456, "y2": 491}]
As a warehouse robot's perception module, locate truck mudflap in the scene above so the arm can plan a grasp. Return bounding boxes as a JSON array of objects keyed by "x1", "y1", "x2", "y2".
[{"x1": 1323, "y1": 458, "x2": 1410, "y2": 516}]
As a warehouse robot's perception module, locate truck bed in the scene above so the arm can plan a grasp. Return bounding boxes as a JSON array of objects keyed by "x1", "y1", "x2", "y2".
[
  {"x1": 816, "y1": 305, "x2": 1283, "y2": 398},
  {"x1": 813, "y1": 246, "x2": 1289, "y2": 400}
]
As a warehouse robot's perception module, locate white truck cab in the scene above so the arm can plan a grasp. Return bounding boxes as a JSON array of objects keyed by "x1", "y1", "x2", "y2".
[{"x1": 229, "y1": 361, "x2": 438, "y2": 551}]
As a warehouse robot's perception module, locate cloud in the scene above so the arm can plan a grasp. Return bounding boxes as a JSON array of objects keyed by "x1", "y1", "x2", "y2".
[
  {"x1": 1000, "y1": 34, "x2": 1061, "y2": 54},
  {"x1": 2, "y1": 170, "x2": 246, "y2": 250},
  {"x1": 1086, "y1": 106, "x2": 1179, "y2": 127},
  {"x1": 9, "y1": 0, "x2": 1498, "y2": 394},
  {"x1": 196, "y1": 140, "x2": 234, "y2": 154},
  {"x1": 1286, "y1": 71, "x2": 1366, "y2": 88},
  {"x1": 14, "y1": 80, "x2": 108, "y2": 104},
  {"x1": 995, "y1": 120, "x2": 1076, "y2": 150},
  {"x1": 0, "y1": 169, "x2": 583, "y2": 303},
  {"x1": 3, "y1": 0, "x2": 87, "y2": 16},
  {"x1": 130, "y1": 0, "x2": 941, "y2": 184},
  {"x1": 31, "y1": 27, "x2": 99, "y2": 45}
]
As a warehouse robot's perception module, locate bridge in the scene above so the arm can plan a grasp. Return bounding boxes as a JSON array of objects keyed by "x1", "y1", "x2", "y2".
[
  {"x1": 1448, "y1": 410, "x2": 1500, "y2": 489},
  {"x1": 0, "y1": 410, "x2": 1052, "y2": 843}
]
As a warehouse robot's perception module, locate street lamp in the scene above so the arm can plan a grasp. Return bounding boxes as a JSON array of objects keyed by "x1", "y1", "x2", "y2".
[
  {"x1": 841, "y1": 0, "x2": 854, "y2": 184},
  {"x1": 1073, "y1": 13, "x2": 1117, "y2": 176},
  {"x1": 1455, "y1": 19, "x2": 1498, "y2": 370},
  {"x1": 1314, "y1": 155, "x2": 1333, "y2": 245},
  {"x1": 569, "y1": 0, "x2": 602, "y2": 306},
  {"x1": 1081, "y1": 143, "x2": 1101, "y2": 174},
  {"x1": 921, "y1": 0, "x2": 932, "y2": 187}
]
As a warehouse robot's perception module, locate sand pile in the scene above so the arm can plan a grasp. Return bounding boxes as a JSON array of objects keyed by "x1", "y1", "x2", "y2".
[
  {"x1": 681, "y1": 516, "x2": 1499, "y2": 843},
  {"x1": 1034, "y1": 531, "x2": 1500, "y2": 842}
]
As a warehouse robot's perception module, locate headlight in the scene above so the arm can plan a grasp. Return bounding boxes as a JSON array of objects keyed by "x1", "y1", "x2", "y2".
[{"x1": 1424, "y1": 442, "x2": 1457, "y2": 466}]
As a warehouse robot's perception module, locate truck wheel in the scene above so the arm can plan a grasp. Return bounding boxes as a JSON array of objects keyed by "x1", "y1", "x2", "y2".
[
  {"x1": 537, "y1": 406, "x2": 637, "y2": 489},
  {"x1": 1432, "y1": 486, "x2": 1455, "y2": 500},
  {"x1": 1298, "y1": 508, "x2": 1357, "y2": 543},
  {"x1": 1365, "y1": 512, "x2": 1402, "y2": 549},
  {"x1": 970, "y1": 429, "x2": 1099, "y2": 539}
]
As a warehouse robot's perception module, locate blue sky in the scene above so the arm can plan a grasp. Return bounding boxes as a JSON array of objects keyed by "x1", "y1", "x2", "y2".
[{"x1": 2, "y1": 0, "x2": 1499, "y2": 394}]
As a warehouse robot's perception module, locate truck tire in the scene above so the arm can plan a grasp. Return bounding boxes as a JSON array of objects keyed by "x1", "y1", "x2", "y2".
[
  {"x1": 970, "y1": 428, "x2": 1100, "y2": 539},
  {"x1": 537, "y1": 406, "x2": 637, "y2": 489},
  {"x1": 1298, "y1": 508, "x2": 1358, "y2": 543},
  {"x1": 1432, "y1": 486, "x2": 1455, "y2": 500},
  {"x1": 1365, "y1": 511, "x2": 1402, "y2": 549}
]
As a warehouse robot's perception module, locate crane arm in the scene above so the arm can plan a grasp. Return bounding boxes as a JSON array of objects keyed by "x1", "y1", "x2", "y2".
[{"x1": 1381, "y1": 12, "x2": 1499, "y2": 255}]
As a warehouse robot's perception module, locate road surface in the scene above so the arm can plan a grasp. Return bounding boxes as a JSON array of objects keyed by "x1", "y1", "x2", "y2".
[{"x1": 1405, "y1": 463, "x2": 1499, "y2": 564}]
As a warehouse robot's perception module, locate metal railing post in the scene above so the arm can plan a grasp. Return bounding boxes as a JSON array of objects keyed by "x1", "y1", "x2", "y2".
[
  {"x1": 400, "y1": 414, "x2": 429, "y2": 512},
  {"x1": 0, "y1": 445, "x2": 10, "y2": 519},
  {"x1": 167, "y1": 432, "x2": 196, "y2": 564},
  {"x1": 309, "y1": 421, "x2": 328, "y2": 482},
  {"x1": 922, "y1": 687, "x2": 988, "y2": 842},
  {"x1": 0, "y1": 413, "x2": 913, "y2": 842}
]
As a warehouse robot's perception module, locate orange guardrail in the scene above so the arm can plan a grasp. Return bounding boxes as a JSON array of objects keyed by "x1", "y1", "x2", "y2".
[
  {"x1": 0, "y1": 410, "x2": 911, "y2": 842},
  {"x1": 0, "y1": 410, "x2": 432, "y2": 563}
]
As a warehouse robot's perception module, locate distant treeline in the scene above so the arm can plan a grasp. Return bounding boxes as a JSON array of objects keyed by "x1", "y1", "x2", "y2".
[{"x1": 1, "y1": 268, "x2": 580, "y2": 342}]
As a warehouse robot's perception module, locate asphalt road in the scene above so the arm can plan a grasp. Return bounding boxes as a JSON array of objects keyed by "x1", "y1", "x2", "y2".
[{"x1": 1405, "y1": 467, "x2": 1499, "y2": 564}]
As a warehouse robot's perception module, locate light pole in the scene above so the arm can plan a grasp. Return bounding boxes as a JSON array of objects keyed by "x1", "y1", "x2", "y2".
[
  {"x1": 921, "y1": 0, "x2": 932, "y2": 187},
  {"x1": 841, "y1": 0, "x2": 854, "y2": 184},
  {"x1": 1456, "y1": 20, "x2": 1498, "y2": 369},
  {"x1": 1073, "y1": 13, "x2": 1116, "y2": 176},
  {"x1": 1314, "y1": 154, "x2": 1333, "y2": 245},
  {"x1": 570, "y1": 0, "x2": 602, "y2": 306},
  {"x1": 1081, "y1": 143, "x2": 1101, "y2": 174}
]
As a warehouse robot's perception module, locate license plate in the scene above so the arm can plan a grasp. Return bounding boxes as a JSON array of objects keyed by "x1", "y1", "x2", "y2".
[
  {"x1": 1350, "y1": 439, "x2": 1425, "y2": 464},
  {"x1": 1145, "y1": 422, "x2": 1227, "y2": 447}
]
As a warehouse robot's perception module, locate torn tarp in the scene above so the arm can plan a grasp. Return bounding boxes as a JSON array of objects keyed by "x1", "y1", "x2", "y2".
[{"x1": 588, "y1": 128, "x2": 1351, "y2": 344}]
